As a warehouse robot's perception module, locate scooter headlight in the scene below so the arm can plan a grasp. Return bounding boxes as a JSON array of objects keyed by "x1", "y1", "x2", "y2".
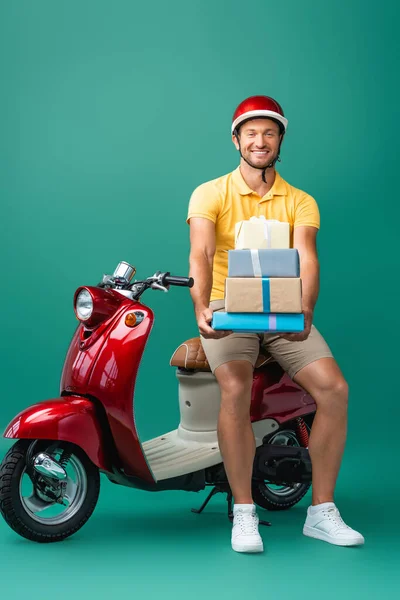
[{"x1": 75, "y1": 289, "x2": 93, "y2": 321}]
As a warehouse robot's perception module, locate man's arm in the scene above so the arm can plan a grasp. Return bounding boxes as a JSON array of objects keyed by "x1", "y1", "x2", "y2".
[
  {"x1": 188, "y1": 217, "x2": 231, "y2": 339},
  {"x1": 295, "y1": 225, "x2": 320, "y2": 314},
  {"x1": 281, "y1": 225, "x2": 319, "y2": 341},
  {"x1": 189, "y1": 217, "x2": 215, "y2": 317}
]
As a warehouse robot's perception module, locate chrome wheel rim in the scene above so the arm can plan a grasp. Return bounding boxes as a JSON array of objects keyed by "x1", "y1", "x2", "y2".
[
  {"x1": 19, "y1": 448, "x2": 88, "y2": 525},
  {"x1": 264, "y1": 429, "x2": 304, "y2": 497}
]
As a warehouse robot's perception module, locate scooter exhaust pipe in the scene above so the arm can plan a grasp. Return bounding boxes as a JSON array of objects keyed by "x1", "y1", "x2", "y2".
[{"x1": 33, "y1": 453, "x2": 67, "y2": 480}]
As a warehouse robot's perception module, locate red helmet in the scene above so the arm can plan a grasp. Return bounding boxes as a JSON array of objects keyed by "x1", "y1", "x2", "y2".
[{"x1": 231, "y1": 95, "x2": 288, "y2": 134}]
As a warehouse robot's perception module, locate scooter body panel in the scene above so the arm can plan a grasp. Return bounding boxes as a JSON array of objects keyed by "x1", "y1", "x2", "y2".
[
  {"x1": 2, "y1": 396, "x2": 112, "y2": 472},
  {"x1": 251, "y1": 366, "x2": 316, "y2": 423},
  {"x1": 61, "y1": 293, "x2": 131, "y2": 392},
  {"x1": 85, "y1": 303, "x2": 155, "y2": 480},
  {"x1": 61, "y1": 291, "x2": 156, "y2": 482}
]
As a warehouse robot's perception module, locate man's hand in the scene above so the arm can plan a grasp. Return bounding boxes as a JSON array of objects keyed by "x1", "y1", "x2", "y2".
[
  {"x1": 279, "y1": 309, "x2": 313, "y2": 342},
  {"x1": 197, "y1": 307, "x2": 232, "y2": 339}
]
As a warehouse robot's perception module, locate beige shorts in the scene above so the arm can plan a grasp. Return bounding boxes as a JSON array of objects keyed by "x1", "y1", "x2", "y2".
[{"x1": 201, "y1": 300, "x2": 333, "y2": 379}]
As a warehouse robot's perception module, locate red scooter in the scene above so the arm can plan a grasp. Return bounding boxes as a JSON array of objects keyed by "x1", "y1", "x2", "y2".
[{"x1": 0, "y1": 262, "x2": 315, "y2": 543}]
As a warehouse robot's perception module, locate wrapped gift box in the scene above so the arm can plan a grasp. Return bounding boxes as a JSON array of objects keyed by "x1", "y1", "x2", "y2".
[
  {"x1": 225, "y1": 277, "x2": 302, "y2": 313},
  {"x1": 228, "y1": 248, "x2": 300, "y2": 278},
  {"x1": 235, "y1": 216, "x2": 290, "y2": 250},
  {"x1": 212, "y1": 312, "x2": 304, "y2": 333}
]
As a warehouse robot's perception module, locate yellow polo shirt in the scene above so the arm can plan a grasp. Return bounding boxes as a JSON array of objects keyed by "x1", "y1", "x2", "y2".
[{"x1": 187, "y1": 167, "x2": 320, "y2": 302}]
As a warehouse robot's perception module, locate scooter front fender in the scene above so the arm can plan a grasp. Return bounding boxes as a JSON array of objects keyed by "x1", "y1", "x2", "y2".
[{"x1": 3, "y1": 396, "x2": 111, "y2": 472}]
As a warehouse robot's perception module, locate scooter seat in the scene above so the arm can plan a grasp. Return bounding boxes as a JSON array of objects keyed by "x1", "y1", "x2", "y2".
[{"x1": 170, "y1": 337, "x2": 274, "y2": 372}]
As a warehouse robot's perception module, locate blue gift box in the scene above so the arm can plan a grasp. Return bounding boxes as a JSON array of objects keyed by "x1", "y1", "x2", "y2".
[
  {"x1": 212, "y1": 311, "x2": 304, "y2": 333},
  {"x1": 228, "y1": 249, "x2": 300, "y2": 278}
]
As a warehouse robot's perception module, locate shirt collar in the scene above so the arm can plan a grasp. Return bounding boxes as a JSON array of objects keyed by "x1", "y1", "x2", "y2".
[{"x1": 232, "y1": 167, "x2": 287, "y2": 199}]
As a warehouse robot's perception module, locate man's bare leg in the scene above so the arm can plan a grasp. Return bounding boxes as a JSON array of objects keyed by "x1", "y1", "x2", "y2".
[
  {"x1": 214, "y1": 360, "x2": 255, "y2": 504},
  {"x1": 214, "y1": 360, "x2": 264, "y2": 552},
  {"x1": 293, "y1": 357, "x2": 348, "y2": 505},
  {"x1": 294, "y1": 357, "x2": 364, "y2": 545}
]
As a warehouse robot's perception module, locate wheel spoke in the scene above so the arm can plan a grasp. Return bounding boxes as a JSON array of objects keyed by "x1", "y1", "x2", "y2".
[{"x1": 24, "y1": 494, "x2": 54, "y2": 514}]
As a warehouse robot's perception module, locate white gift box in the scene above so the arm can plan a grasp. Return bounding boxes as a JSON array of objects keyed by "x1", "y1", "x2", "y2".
[{"x1": 234, "y1": 216, "x2": 290, "y2": 249}]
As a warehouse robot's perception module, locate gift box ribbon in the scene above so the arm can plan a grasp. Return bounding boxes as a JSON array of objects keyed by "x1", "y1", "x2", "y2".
[
  {"x1": 235, "y1": 216, "x2": 283, "y2": 249},
  {"x1": 249, "y1": 216, "x2": 282, "y2": 249},
  {"x1": 250, "y1": 249, "x2": 262, "y2": 276},
  {"x1": 261, "y1": 278, "x2": 271, "y2": 312}
]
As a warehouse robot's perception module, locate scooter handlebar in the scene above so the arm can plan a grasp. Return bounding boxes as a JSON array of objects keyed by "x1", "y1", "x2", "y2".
[{"x1": 163, "y1": 274, "x2": 194, "y2": 288}]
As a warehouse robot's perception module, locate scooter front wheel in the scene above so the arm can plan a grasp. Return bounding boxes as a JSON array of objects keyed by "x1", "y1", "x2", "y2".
[{"x1": 0, "y1": 440, "x2": 100, "y2": 543}]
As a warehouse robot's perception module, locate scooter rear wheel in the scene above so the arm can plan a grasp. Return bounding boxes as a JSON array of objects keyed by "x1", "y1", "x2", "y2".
[
  {"x1": 0, "y1": 440, "x2": 100, "y2": 543},
  {"x1": 252, "y1": 428, "x2": 311, "y2": 511}
]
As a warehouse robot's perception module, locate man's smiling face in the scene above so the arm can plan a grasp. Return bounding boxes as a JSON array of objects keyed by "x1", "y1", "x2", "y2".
[{"x1": 233, "y1": 118, "x2": 283, "y2": 169}]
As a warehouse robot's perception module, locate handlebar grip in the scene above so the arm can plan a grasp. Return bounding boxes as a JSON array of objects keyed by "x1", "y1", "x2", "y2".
[{"x1": 164, "y1": 275, "x2": 194, "y2": 288}]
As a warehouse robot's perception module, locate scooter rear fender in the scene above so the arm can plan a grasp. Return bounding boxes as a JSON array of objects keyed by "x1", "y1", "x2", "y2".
[{"x1": 3, "y1": 396, "x2": 112, "y2": 472}]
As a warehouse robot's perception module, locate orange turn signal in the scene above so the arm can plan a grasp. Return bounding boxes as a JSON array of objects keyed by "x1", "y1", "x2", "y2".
[{"x1": 125, "y1": 313, "x2": 137, "y2": 327}]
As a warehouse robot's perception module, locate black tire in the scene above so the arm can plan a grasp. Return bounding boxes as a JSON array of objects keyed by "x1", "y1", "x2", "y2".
[
  {"x1": 0, "y1": 440, "x2": 100, "y2": 543},
  {"x1": 252, "y1": 479, "x2": 310, "y2": 511},
  {"x1": 252, "y1": 425, "x2": 311, "y2": 511}
]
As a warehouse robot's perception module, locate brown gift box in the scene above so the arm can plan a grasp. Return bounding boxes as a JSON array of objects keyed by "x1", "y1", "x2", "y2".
[{"x1": 225, "y1": 277, "x2": 302, "y2": 313}]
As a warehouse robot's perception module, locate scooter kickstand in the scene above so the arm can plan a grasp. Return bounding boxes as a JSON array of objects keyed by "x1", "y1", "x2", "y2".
[
  {"x1": 191, "y1": 487, "x2": 220, "y2": 514},
  {"x1": 192, "y1": 486, "x2": 272, "y2": 526},
  {"x1": 259, "y1": 518, "x2": 272, "y2": 527}
]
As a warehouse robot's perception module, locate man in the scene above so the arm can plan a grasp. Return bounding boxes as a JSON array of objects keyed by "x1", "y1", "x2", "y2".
[{"x1": 187, "y1": 95, "x2": 364, "y2": 553}]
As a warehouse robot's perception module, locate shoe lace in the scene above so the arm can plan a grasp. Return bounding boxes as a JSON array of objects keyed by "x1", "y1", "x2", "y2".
[
  {"x1": 235, "y1": 511, "x2": 259, "y2": 535},
  {"x1": 323, "y1": 507, "x2": 350, "y2": 532}
]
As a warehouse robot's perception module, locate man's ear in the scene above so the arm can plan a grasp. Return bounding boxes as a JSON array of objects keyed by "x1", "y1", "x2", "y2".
[{"x1": 232, "y1": 133, "x2": 240, "y2": 151}]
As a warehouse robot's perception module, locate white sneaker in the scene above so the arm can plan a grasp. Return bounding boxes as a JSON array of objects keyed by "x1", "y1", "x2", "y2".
[
  {"x1": 303, "y1": 502, "x2": 365, "y2": 546},
  {"x1": 231, "y1": 504, "x2": 264, "y2": 553}
]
